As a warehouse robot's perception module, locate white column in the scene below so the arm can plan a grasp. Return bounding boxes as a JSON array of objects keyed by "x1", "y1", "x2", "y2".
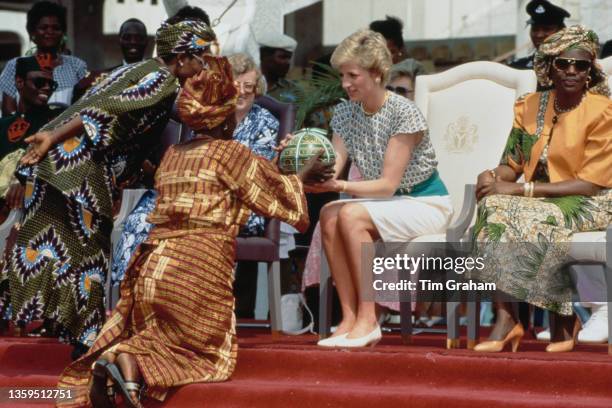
[
  {"x1": 162, "y1": 0, "x2": 188, "y2": 17},
  {"x1": 515, "y1": 0, "x2": 531, "y2": 59}
]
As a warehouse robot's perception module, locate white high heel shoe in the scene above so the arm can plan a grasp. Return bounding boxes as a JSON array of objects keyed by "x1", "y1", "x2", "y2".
[
  {"x1": 335, "y1": 325, "x2": 382, "y2": 348},
  {"x1": 317, "y1": 334, "x2": 348, "y2": 347}
]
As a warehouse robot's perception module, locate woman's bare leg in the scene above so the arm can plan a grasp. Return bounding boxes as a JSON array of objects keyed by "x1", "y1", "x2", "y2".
[
  {"x1": 89, "y1": 350, "x2": 118, "y2": 407},
  {"x1": 488, "y1": 301, "x2": 520, "y2": 340},
  {"x1": 100, "y1": 351, "x2": 117, "y2": 390},
  {"x1": 320, "y1": 202, "x2": 358, "y2": 337},
  {"x1": 336, "y1": 203, "x2": 381, "y2": 338},
  {"x1": 549, "y1": 312, "x2": 577, "y2": 342},
  {"x1": 115, "y1": 352, "x2": 143, "y2": 407}
]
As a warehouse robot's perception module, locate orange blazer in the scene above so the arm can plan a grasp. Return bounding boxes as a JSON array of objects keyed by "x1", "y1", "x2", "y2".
[{"x1": 502, "y1": 90, "x2": 612, "y2": 188}]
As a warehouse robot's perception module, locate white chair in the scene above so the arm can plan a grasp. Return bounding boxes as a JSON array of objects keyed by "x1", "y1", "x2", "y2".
[
  {"x1": 597, "y1": 56, "x2": 612, "y2": 84},
  {"x1": 318, "y1": 61, "x2": 537, "y2": 342},
  {"x1": 414, "y1": 61, "x2": 537, "y2": 348}
]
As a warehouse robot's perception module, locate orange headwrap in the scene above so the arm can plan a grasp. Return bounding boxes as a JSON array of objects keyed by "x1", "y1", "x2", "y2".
[{"x1": 176, "y1": 55, "x2": 238, "y2": 131}]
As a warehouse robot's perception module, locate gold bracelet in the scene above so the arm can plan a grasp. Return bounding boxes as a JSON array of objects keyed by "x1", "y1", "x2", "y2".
[
  {"x1": 529, "y1": 182, "x2": 535, "y2": 198},
  {"x1": 523, "y1": 182, "x2": 529, "y2": 197},
  {"x1": 341, "y1": 180, "x2": 348, "y2": 193}
]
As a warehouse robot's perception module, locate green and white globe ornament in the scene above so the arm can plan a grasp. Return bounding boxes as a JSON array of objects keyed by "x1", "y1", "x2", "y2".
[{"x1": 279, "y1": 128, "x2": 336, "y2": 174}]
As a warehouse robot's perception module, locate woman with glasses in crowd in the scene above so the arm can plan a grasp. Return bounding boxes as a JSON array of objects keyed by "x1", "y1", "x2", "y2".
[
  {"x1": 473, "y1": 25, "x2": 612, "y2": 353},
  {"x1": 386, "y1": 60, "x2": 416, "y2": 101},
  {"x1": 227, "y1": 53, "x2": 284, "y2": 318},
  {"x1": 301, "y1": 58, "x2": 418, "y2": 324},
  {"x1": 0, "y1": 1, "x2": 87, "y2": 116},
  {"x1": 0, "y1": 17, "x2": 218, "y2": 360}
]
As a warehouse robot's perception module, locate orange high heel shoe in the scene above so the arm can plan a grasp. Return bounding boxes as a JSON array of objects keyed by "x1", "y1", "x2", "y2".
[
  {"x1": 546, "y1": 318, "x2": 581, "y2": 353},
  {"x1": 473, "y1": 323, "x2": 524, "y2": 353}
]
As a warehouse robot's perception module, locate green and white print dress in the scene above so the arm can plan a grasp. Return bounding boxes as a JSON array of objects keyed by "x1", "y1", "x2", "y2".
[{"x1": 0, "y1": 59, "x2": 179, "y2": 345}]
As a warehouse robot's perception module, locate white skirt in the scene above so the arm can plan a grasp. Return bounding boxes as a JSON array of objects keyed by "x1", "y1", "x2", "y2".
[{"x1": 337, "y1": 195, "x2": 454, "y2": 242}]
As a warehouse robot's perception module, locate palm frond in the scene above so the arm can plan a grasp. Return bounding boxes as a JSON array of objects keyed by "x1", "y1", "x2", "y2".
[{"x1": 294, "y1": 62, "x2": 346, "y2": 129}]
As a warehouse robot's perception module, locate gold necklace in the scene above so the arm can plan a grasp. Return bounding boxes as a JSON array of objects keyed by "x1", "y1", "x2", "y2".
[
  {"x1": 554, "y1": 92, "x2": 585, "y2": 114},
  {"x1": 361, "y1": 91, "x2": 389, "y2": 116}
]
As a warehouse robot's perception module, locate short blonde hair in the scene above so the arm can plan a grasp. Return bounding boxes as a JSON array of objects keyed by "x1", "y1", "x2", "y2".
[
  {"x1": 330, "y1": 29, "x2": 392, "y2": 84},
  {"x1": 227, "y1": 53, "x2": 265, "y2": 95}
]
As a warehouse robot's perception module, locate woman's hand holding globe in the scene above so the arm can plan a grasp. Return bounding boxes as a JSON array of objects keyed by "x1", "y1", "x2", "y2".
[
  {"x1": 276, "y1": 128, "x2": 336, "y2": 186},
  {"x1": 296, "y1": 150, "x2": 336, "y2": 185}
]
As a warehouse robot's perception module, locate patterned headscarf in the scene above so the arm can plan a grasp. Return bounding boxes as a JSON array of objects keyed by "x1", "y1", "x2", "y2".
[
  {"x1": 155, "y1": 19, "x2": 217, "y2": 58},
  {"x1": 534, "y1": 25, "x2": 609, "y2": 96},
  {"x1": 176, "y1": 55, "x2": 238, "y2": 131}
]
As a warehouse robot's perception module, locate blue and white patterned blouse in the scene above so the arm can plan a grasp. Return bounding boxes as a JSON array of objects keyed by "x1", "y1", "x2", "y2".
[
  {"x1": 233, "y1": 103, "x2": 279, "y2": 236},
  {"x1": 110, "y1": 190, "x2": 157, "y2": 286},
  {"x1": 0, "y1": 55, "x2": 87, "y2": 107}
]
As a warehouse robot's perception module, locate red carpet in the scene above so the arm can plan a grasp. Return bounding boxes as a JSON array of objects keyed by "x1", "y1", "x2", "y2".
[{"x1": 1, "y1": 327, "x2": 612, "y2": 407}]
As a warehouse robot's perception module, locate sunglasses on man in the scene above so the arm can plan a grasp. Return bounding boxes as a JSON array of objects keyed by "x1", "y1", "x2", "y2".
[
  {"x1": 28, "y1": 77, "x2": 58, "y2": 91},
  {"x1": 552, "y1": 57, "x2": 591, "y2": 73},
  {"x1": 385, "y1": 85, "x2": 414, "y2": 97}
]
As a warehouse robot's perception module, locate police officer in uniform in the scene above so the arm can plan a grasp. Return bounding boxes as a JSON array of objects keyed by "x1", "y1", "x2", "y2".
[{"x1": 509, "y1": 0, "x2": 570, "y2": 70}]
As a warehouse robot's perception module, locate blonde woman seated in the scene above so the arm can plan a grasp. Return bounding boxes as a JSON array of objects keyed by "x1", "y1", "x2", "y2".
[{"x1": 308, "y1": 29, "x2": 453, "y2": 348}]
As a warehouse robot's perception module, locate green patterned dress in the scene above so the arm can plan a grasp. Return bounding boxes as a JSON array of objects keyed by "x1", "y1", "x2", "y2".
[
  {"x1": 473, "y1": 91, "x2": 612, "y2": 315},
  {"x1": 0, "y1": 59, "x2": 179, "y2": 346}
]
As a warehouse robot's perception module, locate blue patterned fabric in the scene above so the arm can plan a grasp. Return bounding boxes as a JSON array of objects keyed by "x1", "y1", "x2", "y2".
[
  {"x1": 110, "y1": 190, "x2": 157, "y2": 286},
  {"x1": 233, "y1": 104, "x2": 279, "y2": 236}
]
